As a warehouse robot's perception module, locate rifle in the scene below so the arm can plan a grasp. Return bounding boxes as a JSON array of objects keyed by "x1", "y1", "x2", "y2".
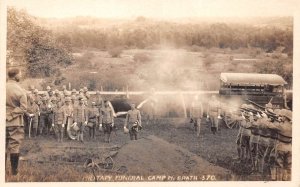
[{"x1": 244, "y1": 99, "x2": 281, "y2": 122}]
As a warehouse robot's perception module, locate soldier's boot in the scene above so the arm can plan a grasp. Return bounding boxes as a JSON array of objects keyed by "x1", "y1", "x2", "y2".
[
  {"x1": 270, "y1": 167, "x2": 277, "y2": 180},
  {"x1": 282, "y1": 169, "x2": 290, "y2": 181},
  {"x1": 80, "y1": 133, "x2": 84, "y2": 143},
  {"x1": 10, "y1": 153, "x2": 19, "y2": 175},
  {"x1": 89, "y1": 129, "x2": 92, "y2": 139},
  {"x1": 277, "y1": 168, "x2": 283, "y2": 180},
  {"x1": 196, "y1": 124, "x2": 201, "y2": 137},
  {"x1": 76, "y1": 133, "x2": 80, "y2": 141},
  {"x1": 134, "y1": 133, "x2": 138, "y2": 140},
  {"x1": 93, "y1": 128, "x2": 96, "y2": 139},
  {"x1": 39, "y1": 128, "x2": 43, "y2": 136},
  {"x1": 32, "y1": 128, "x2": 37, "y2": 138},
  {"x1": 236, "y1": 147, "x2": 241, "y2": 161},
  {"x1": 60, "y1": 130, "x2": 64, "y2": 142}
]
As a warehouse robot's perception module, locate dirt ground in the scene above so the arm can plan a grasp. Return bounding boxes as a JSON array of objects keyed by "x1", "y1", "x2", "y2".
[{"x1": 5, "y1": 117, "x2": 267, "y2": 182}]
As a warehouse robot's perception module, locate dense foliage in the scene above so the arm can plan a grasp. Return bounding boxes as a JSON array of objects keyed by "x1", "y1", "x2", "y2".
[{"x1": 7, "y1": 7, "x2": 72, "y2": 78}]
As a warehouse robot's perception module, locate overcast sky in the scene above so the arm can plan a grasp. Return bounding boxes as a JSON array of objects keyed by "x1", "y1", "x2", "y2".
[{"x1": 7, "y1": 0, "x2": 299, "y2": 18}]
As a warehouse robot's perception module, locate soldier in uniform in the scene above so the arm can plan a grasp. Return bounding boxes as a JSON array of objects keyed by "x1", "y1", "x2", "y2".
[
  {"x1": 100, "y1": 100, "x2": 114, "y2": 143},
  {"x1": 95, "y1": 90, "x2": 104, "y2": 109},
  {"x1": 52, "y1": 99, "x2": 65, "y2": 142},
  {"x1": 236, "y1": 112, "x2": 251, "y2": 163},
  {"x1": 62, "y1": 97, "x2": 74, "y2": 138},
  {"x1": 252, "y1": 113, "x2": 272, "y2": 175},
  {"x1": 190, "y1": 95, "x2": 203, "y2": 137},
  {"x1": 27, "y1": 95, "x2": 39, "y2": 138},
  {"x1": 124, "y1": 103, "x2": 142, "y2": 140},
  {"x1": 6, "y1": 68, "x2": 28, "y2": 175},
  {"x1": 87, "y1": 102, "x2": 100, "y2": 140},
  {"x1": 73, "y1": 97, "x2": 88, "y2": 143},
  {"x1": 71, "y1": 89, "x2": 77, "y2": 97},
  {"x1": 39, "y1": 97, "x2": 52, "y2": 136},
  {"x1": 206, "y1": 95, "x2": 221, "y2": 134},
  {"x1": 83, "y1": 87, "x2": 91, "y2": 100},
  {"x1": 265, "y1": 109, "x2": 292, "y2": 181},
  {"x1": 71, "y1": 95, "x2": 78, "y2": 107},
  {"x1": 248, "y1": 112, "x2": 260, "y2": 172},
  {"x1": 33, "y1": 89, "x2": 42, "y2": 106}
]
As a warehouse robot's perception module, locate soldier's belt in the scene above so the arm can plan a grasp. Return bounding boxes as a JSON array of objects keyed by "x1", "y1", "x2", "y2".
[{"x1": 277, "y1": 134, "x2": 292, "y2": 144}]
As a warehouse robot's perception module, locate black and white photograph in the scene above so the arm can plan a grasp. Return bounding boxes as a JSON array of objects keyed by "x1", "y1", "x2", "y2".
[{"x1": 2, "y1": 0, "x2": 299, "y2": 184}]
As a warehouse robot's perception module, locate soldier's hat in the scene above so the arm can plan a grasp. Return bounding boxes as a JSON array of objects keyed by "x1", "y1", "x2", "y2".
[
  {"x1": 83, "y1": 87, "x2": 88, "y2": 91},
  {"x1": 273, "y1": 109, "x2": 282, "y2": 116},
  {"x1": 29, "y1": 85, "x2": 35, "y2": 91},
  {"x1": 65, "y1": 97, "x2": 71, "y2": 102},
  {"x1": 33, "y1": 89, "x2": 39, "y2": 94},
  {"x1": 79, "y1": 89, "x2": 83, "y2": 92},
  {"x1": 71, "y1": 89, "x2": 77, "y2": 93},
  {"x1": 46, "y1": 86, "x2": 51, "y2": 90},
  {"x1": 54, "y1": 89, "x2": 59, "y2": 94},
  {"x1": 42, "y1": 96, "x2": 48, "y2": 101},
  {"x1": 280, "y1": 109, "x2": 292, "y2": 120},
  {"x1": 64, "y1": 90, "x2": 71, "y2": 96}
]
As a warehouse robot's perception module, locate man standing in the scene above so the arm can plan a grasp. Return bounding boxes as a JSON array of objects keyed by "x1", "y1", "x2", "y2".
[
  {"x1": 73, "y1": 97, "x2": 88, "y2": 143},
  {"x1": 52, "y1": 100, "x2": 65, "y2": 142},
  {"x1": 6, "y1": 68, "x2": 27, "y2": 175},
  {"x1": 62, "y1": 97, "x2": 73, "y2": 139},
  {"x1": 190, "y1": 95, "x2": 203, "y2": 137},
  {"x1": 265, "y1": 109, "x2": 292, "y2": 181},
  {"x1": 124, "y1": 103, "x2": 142, "y2": 140},
  {"x1": 100, "y1": 101, "x2": 114, "y2": 143},
  {"x1": 87, "y1": 102, "x2": 100, "y2": 140},
  {"x1": 236, "y1": 112, "x2": 251, "y2": 163},
  {"x1": 207, "y1": 95, "x2": 221, "y2": 134},
  {"x1": 26, "y1": 95, "x2": 39, "y2": 138}
]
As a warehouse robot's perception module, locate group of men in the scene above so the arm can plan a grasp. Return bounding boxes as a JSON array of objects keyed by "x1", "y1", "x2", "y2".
[
  {"x1": 6, "y1": 68, "x2": 143, "y2": 176},
  {"x1": 190, "y1": 95, "x2": 221, "y2": 136},
  {"x1": 235, "y1": 104, "x2": 292, "y2": 181}
]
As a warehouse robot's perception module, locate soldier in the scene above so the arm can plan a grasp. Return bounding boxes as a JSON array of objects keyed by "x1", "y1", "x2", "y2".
[
  {"x1": 27, "y1": 95, "x2": 39, "y2": 138},
  {"x1": 248, "y1": 112, "x2": 260, "y2": 173},
  {"x1": 39, "y1": 97, "x2": 52, "y2": 136},
  {"x1": 71, "y1": 95, "x2": 78, "y2": 107},
  {"x1": 83, "y1": 87, "x2": 91, "y2": 100},
  {"x1": 71, "y1": 89, "x2": 77, "y2": 97},
  {"x1": 6, "y1": 68, "x2": 28, "y2": 175},
  {"x1": 95, "y1": 90, "x2": 104, "y2": 109},
  {"x1": 190, "y1": 95, "x2": 203, "y2": 137},
  {"x1": 252, "y1": 113, "x2": 272, "y2": 175},
  {"x1": 87, "y1": 102, "x2": 100, "y2": 140},
  {"x1": 100, "y1": 100, "x2": 114, "y2": 143},
  {"x1": 62, "y1": 97, "x2": 73, "y2": 132},
  {"x1": 236, "y1": 112, "x2": 251, "y2": 163},
  {"x1": 266, "y1": 109, "x2": 292, "y2": 181},
  {"x1": 47, "y1": 90, "x2": 56, "y2": 103},
  {"x1": 73, "y1": 97, "x2": 88, "y2": 143},
  {"x1": 46, "y1": 86, "x2": 52, "y2": 96},
  {"x1": 52, "y1": 100, "x2": 65, "y2": 142},
  {"x1": 206, "y1": 95, "x2": 221, "y2": 134},
  {"x1": 124, "y1": 103, "x2": 142, "y2": 141},
  {"x1": 33, "y1": 89, "x2": 42, "y2": 106}
]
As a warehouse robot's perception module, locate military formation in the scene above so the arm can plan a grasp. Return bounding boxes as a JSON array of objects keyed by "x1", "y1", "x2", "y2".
[
  {"x1": 235, "y1": 103, "x2": 292, "y2": 181},
  {"x1": 25, "y1": 85, "x2": 144, "y2": 144}
]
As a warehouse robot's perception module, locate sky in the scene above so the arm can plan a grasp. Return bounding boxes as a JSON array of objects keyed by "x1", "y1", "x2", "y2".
[{"x1": 6, "y1": 0, "x2": 299, "y2": 18}]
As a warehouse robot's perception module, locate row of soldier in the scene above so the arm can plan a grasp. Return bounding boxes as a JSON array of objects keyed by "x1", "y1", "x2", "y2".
[
  {"x1": 26, "y1": 85, "x2": 142, "y2": 143},
  {"x1": 235, "y1": 104, "x2": 292, "y2": 181}
]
